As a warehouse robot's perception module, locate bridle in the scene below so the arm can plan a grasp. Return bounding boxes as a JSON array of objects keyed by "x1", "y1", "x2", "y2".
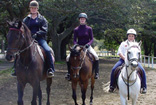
[
  {"x1": 7, "y1": 28, "x2": 34, "y2": 56},
  {"x1": 122, "y1": 45, "x2": 140, "y2": 100},
  {"x1": 71, "y1": 48, "x2": 87, "y2": 71}
]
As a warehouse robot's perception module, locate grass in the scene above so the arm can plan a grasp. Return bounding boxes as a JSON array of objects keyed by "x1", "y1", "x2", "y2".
[
  {"x1": 55, "y1": 61, "x2": 66, "y2": 64},
  {"x1": 0, "y1": 68, "x2": 12, "y2": 75}
]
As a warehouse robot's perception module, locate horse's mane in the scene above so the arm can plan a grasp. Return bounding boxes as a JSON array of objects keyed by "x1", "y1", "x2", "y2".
[{"x1": 22, "y1": 23, "x2": 31, "y2": 38}]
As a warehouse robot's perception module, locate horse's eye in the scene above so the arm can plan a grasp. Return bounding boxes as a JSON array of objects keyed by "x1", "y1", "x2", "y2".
[{"x1": 128, "y1": 51, "x2": 131, "y2": 54}]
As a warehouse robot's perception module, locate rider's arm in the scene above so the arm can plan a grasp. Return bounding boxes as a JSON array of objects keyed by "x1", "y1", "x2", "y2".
[
  {"x1": 73, "y1": 29, "x2": 78, "y2": 45},
  {"x1": 87, "y1": 27, "x2": 93, "y2": 46},
  {"x1": 119, "y1": 53, "x2": 125, "y2": 61},
  {"x1": 117, "y1": 42, "x2": 125, "y2": 61},
  {"x1": 36, "y1": 16, "x2": 48, "y2": 37}
]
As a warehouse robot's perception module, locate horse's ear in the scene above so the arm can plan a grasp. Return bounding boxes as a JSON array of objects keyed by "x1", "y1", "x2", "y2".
[
  {"x1": 68, "y1": 44, "x2": 72, "y2": 51},
  {"x1": 18, "y1": 21, "x2": 22, "y2": 29},
  {"x1": 6, "y1": 21, "x2": 12, "y2": 27},
  {"x1": 138, "y1": 41, "x2": 142, "y2": 46}
]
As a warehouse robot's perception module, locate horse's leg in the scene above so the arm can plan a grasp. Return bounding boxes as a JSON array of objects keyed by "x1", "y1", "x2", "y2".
[
  {"x1": 46, "y1": 78, "x2": 52, "y2": 105},
  {"x1": 90, "y1": 76, "x2": 95, "y2": 105},
  {"x1": 120, "y1": 95, "x2": 127, "y2": 105},
  {"x1": 31, "y1": 81, "x2": 40, "y2": 105},
  {"x1": 72, "y1": 81, "x2": 78, "y2": 105},
  {"x1": 132, "y1": 95, "x2": 138, "y2": 105},
  {"x1": 17, "y1": 82, "x2": 26, "y2": 105},
  {"x1": 81, "y1": 80, "x2": 89, "y2": 105},
  {"x1": 38, "y1": 84, "x2": 42, "y2": 105}
]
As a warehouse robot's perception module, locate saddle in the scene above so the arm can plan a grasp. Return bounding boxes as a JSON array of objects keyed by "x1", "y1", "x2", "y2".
[
  {"x1": 114, "y1": 64, "x2": 124, "y2": 88},
  {"x1": 114, "y1": 64, "x2": 143, "y2": 88},
  {"x1": 86, "y1": 51, "x2": 96, "y2": 73},
  {"x1": 36, "y1": 43, "x2": 55, "y2": 62}
]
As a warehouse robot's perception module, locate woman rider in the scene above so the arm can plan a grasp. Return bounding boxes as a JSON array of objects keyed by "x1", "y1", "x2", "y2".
[
  {"x1": 11, "y1": 0, "x2": 55, "y2": 77},
  {"x1": 109, "y1": 29, "x2": 147, "y2": 94},
  {"x1": 65, "y1": 13, "x2": 99, "y2": 80}
]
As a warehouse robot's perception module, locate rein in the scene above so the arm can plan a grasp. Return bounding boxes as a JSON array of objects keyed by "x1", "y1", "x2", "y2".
[
  {"x1": 121, "y1": 66, "x2": 137, "y2": 100},
  {"x1": 8, "y1": 27, "x2": 37, "y2": 70},
  {"x1": 8, "y1": 28, "x2": 34, "y2": 56}
]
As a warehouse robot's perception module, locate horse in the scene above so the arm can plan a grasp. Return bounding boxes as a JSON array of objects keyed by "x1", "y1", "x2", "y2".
[
  {"x1": 69, "y1": 45, "x2": 95, "y2": 105},
  {"x1": 5, "y1": 20, "x2": 54, "y2": 105},
  {"x1": 118, "y1": 41, "x2": 142, "y2": 105}
]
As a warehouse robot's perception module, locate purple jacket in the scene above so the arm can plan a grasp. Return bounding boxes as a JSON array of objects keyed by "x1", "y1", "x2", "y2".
[{"x1": 74, "y1": 25, "x2": 93, "y2": 46}]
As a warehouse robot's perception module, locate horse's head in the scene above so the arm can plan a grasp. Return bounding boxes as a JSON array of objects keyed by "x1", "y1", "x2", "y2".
[
  {"x1": 125, "y1": 41, "x2": 142, "y2": 70},
  {"x1": 6, "y1": 20, "x2": 31, "y2": 62},
  {"x1": 69, "y1": 45, "x2": 86, "y2": 78}
]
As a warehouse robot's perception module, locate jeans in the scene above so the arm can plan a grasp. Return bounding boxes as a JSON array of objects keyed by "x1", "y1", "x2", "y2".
[{"x1": 37, "y1": 38, "x2": 55, "y2": 72}]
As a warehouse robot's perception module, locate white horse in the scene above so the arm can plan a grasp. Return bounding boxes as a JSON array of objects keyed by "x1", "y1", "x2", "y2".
[{"x1": 118, "y1": 41, "x2": 142, "y2": 105}]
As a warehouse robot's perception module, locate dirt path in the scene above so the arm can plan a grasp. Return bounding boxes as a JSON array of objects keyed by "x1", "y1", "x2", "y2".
[{"x1": 0, "y1": 59, "x2": 155, "y2": 105}]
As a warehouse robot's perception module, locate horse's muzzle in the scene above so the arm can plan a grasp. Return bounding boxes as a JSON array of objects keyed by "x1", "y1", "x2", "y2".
[
  {"x1": 5, "y1": 53, "x2": 15, "y2": 62},
  {"x1": 131, "y1": 60, "x2": 138, "y2": 68}
]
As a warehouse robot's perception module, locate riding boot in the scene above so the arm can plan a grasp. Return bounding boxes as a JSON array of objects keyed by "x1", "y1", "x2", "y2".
[
  {"x1": 65, "y1": 62, "x2": 71, "y2": 81},
  {"x1": 94, "y1": 60, "x2": 99, "y2": 79},
  {"x1": 47, "y1": 68, "x2": 54, "y2": 78},
  {"x1": 47, "y1": 51, "x2": 55, "y2": 78}
]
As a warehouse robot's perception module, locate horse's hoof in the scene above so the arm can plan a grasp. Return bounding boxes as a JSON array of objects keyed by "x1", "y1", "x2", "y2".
[{"x1": 90, "y1": 102, "x2": 93, "y2": 105}]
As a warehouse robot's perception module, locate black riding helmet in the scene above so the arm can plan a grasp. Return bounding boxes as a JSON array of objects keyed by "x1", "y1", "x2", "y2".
[
  {"x1": 29, "y1": 0, "x2": 39, "y2": 9},
  {"x1": 78, "y1": 13, "x2": 88, "y2": 19}
]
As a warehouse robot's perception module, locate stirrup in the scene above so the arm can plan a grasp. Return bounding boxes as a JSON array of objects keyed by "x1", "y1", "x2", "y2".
[
  {"x1": 141, "y1": 87, "x2": 147, "y2": 94},
  {"x1": 47, "y1": 68, "x2": 54, "y2": 78},
  {"x1": 94, "y1": 73, "x2": 99, "y2": 79},
  {"x1": 65, "y1": 73, "x2": 71, "y2": 81},
  {"x1": 109, "y1": 86, "x2": 115, "y2": 93},
  {"x1": 11, "y1": 72, "x2": 16, "y2": 76}
]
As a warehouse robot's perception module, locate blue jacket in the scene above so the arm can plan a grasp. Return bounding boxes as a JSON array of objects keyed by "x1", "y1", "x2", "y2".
[{"x1": 23, "y1": 13, "x2": 48, "y2": 39}]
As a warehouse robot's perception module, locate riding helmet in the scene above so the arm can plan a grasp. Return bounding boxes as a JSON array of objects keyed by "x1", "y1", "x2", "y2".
[
  {"x1": 78, "y1": 13, "x2": 88, "y2": 19},
  {"x1": 29, "y1": 0, "x2": 39, "y2": 9},
  {"x1": 127, "y1": 29, "x2": 137, "y2": 37}
]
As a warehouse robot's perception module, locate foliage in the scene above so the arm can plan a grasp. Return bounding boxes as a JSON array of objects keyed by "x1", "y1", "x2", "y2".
[{"x1": 0, "y1": 0, "x2": 156, "y2": 60}]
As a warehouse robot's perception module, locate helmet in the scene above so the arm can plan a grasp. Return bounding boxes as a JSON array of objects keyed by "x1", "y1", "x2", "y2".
[
  {"x1": 78, "y1": 13, "x2": 88, "y2": 19},
  {"x1": 29, "y1": 0, "x2": 39, "y2": 9},
  {"x1": 127, "y1": 29, "x2": 137, "y2": 36}
]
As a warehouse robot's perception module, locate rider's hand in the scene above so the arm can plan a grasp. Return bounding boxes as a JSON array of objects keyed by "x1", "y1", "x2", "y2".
[
  {"x1": 85, "y1": 44, "x2": 90, "y2": 48},
  {"x1": 32, "y1": 34, "x2": 37, "y2": 39},
  {"x1": 73, "y1": 44, "x2": 78, "y2": 49}
]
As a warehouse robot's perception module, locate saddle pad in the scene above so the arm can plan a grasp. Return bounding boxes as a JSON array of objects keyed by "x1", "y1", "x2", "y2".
[{"x1": 37, "y1": 45, "x2": 45, "y2": 62}]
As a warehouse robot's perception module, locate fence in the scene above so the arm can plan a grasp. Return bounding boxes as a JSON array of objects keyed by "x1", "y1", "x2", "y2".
[
  {"x1": 96, "y1": 51, "x2": 119, "y2": 58},
  {"x1": 96, "y1": 51, "x2": 156, "y2": 69},
  {"x1": 141, "y1": 55, "x2": 156, "y2": 69}
]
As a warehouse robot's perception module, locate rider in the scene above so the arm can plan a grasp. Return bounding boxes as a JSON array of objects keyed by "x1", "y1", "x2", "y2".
[
  {"x1": 109, "y1": 29, "x2": 147, "y2": 94},
  {"x1": 65, "y1": 13, "x2": 99, "y2": 80},
  {"x1": 11, "y1": 0, "x2": 55, "y2": 77}
]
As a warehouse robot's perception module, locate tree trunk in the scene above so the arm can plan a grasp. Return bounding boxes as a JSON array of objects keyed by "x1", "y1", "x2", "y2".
[
  {"x1": 52, "y1": 36, "x2": 61, "y2": 61},
  {"x1": 154, "y1": 43, "x2": 156, "y2": 57}
]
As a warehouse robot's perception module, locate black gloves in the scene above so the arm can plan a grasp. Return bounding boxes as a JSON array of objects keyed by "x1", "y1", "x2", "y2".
[{"x1": 85, "y1": 44, "x2": 90, "y2": 48}]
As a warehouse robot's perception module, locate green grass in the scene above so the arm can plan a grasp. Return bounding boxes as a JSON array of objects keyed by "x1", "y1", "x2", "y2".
[
  {"x1": 0, "y1": 68, "x2": 12, "y2": 75},
  {"x1": 55, "y1": 61, "x2": 66, "y2": 64}
]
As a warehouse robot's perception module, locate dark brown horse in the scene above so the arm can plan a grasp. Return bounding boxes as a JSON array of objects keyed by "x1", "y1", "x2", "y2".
[
  {"x1": 5, "y1": 20, "x2": 53, "y2": 105},
  {"x1": 69, "y1": 45, "x2": 95, "y2": 105}
]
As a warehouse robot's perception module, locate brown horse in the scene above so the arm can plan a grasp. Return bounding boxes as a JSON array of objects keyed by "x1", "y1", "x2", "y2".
[
  {"x1": 69, "y1": 45, "x2": 95, "y2": 105},
  {"x1": 5, "y1": 20, "x2": 53, "y2": 105}
]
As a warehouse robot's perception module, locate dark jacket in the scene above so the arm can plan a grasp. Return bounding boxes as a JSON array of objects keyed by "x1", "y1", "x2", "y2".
[{"x1": 23, "y1": 13, "x2": 48, "y2": 39}]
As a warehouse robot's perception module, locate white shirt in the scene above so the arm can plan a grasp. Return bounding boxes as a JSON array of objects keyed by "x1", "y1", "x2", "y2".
[{"x1": 117, "y1": 40, "x2": 135, "y2": 57}]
